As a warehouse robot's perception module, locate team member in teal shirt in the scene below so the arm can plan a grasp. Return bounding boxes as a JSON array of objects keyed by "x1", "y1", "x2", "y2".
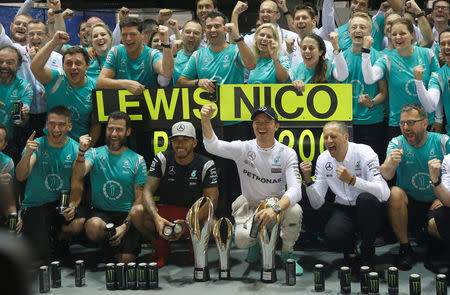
[
  {"x1": 16, "y1": 106, "x2": 79, "y2": 263},
  {"x1": 177, "y1": 10, "x2": 256, "y2": 90},
  {"x1": 73, "y1": 111, "x2": 147, "y2": 263},
  {"x1": 30, "y1": 31, "x2": 100, "y2": 145},
  {"x1": 333, "y1": 12, "x2": 387, "y2": 159},
  {"x1": 381, "y1": 104, "x2": 450, "y2": 271},
  {"x1": 86, "y1": 23, "x2": 113, "y2": 80},
  {"x1": 248, "y1": 23, "x2": 289, "y2": 84},
  {"x1": 416, "y1": 30, "x2": 450, "y2": 134},
  {"x1": 97, "y1": 17, "x2": 174, "y2": 94},
  {"x1": 290, "y1": 33, "x2": 347, "y2": 93},
  {"x1": 362, "y1": 18, "x2": 442, "y2": 139}
]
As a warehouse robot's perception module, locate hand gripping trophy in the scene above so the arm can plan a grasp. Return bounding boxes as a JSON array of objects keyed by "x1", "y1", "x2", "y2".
[
  {"x1": 186, "y1": 197, "x2": 214, "y2": 282},
  {"x1": 213, "y1": 217, "x2": 233, "y2": 280}
]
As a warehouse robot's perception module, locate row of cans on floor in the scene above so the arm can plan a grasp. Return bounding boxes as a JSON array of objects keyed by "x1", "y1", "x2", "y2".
[
  {"x1": 39, "y1": 260, "x2": 85, "y2": 293},
  {"x1": 106, "y1": 262, "x2": 158, "y2": 290}
]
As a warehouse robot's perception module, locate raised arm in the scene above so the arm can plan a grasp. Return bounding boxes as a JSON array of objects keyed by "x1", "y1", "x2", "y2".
[
  {"x1": 301, "y1": 160, "x2": 328, "y2": 209},
  {"x1": 225, "y1": 23, "x2": 256, "y2": 70},
  {"x1": 329, "y1": 32, "x2": 348, "y2": 81},
  {"x1": 429, "y1": 158, "x2": 450, "y2": 207},
  {"x1": 15, "y1": 131, "x2": 38, "y2": 181},
  {"x1": 153, "y1": 25, "x2": 174, "y2": 78},
  {"x1": 72, "y1": 134, "x2": 93, "y2": 182}
]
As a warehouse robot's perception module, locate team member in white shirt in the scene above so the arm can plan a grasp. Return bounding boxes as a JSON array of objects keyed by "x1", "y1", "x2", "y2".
[
  {"x1": 300, "y1": 121, "x2": 389, "y2": 269},
  {"x1": 201, "y1": 104, "x2": 303, "y2": 276}
]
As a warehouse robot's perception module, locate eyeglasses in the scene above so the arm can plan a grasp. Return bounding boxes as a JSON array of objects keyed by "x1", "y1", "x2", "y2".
[
  {"x1": 434, "y1": 5, "x2": 449, "y2": 11},
  {"x1": 398, "y1": 119, "x2": 424, "y2": 127}
]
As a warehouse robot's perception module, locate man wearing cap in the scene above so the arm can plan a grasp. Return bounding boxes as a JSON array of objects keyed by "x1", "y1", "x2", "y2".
[
  {"x1": 130, "y1": 121, "x2": 219, "y2": 267},
  {"x1": 200, "y1": 104, "x2": 303, "y2": 275}
]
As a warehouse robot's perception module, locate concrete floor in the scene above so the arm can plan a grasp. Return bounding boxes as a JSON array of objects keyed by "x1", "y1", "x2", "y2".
[{"x1": 29, "y1": 240, "x2": 448, "y2": 295}]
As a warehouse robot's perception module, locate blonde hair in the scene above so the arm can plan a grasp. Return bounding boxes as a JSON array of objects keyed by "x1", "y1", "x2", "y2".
[
  {"x1": 251, "y1": 23, "x2": 280, "y2": 59},
  {"x1": 349, "y1": 12, "x2": 373, "y2": 33},
  {"x1": 90, "y1": 23, "x2": 113, "y2": 40}
]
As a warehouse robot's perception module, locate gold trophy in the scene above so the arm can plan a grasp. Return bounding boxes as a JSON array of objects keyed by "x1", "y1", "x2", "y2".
[
  {"x1": 257, "y1": 197, "x2": 281, "y2": 283},
  {"x1": 186, "y1": 197, "x2": 214, "y2": 282},
  {"x1": 213, "y1": 217, "x2": 233, "y2": 280}
]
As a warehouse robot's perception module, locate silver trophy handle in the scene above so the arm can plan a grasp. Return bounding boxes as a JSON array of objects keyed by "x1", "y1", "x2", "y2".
[
  {"x1": 186, "y1": 196, "x2": 214, "y2": 282},
  {"x1": 213, "y1": 217, "x2": 233, "y2": 279}
]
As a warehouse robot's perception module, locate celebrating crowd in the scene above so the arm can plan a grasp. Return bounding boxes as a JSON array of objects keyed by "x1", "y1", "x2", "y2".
[{"x1": 0, "y1": 0, "x2": 449, "y2": 281}]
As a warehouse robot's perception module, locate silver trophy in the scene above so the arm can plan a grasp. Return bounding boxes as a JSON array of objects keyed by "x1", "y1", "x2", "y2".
[
  {"x1": 257, "y1": 197, "x2": 281, "y2": 283},
  {"x1": 186, "y1": 196, "x2": 214, "y2": 282},
  {"x1": 213, "y1": 217, "x2": 233, "y2": 280}
]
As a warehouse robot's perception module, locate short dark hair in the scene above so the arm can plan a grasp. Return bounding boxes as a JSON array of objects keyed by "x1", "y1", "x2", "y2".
[
  {"x1": 78, "y1": 20, "x2": 87, "y2": 34},
  {"x1": 0, "y1": 123, "x2": 8, "y2": 139},
  {"x1": 27, "y1": 19, "x2": 48, "y2": 33},
  {"x1": 401, "y1": 103, "x2": 427, "y2": 120},
  {"x1": 348, "y1": 0, "x2": 372, "y2": 9},
  {"x1": 439, "y1": 28, "x2": 450, "y2": 41},
  {"x1": 48, "y1": 105, "x2": 71, "y2": 120},
  {"x1": 143, "y1": 18, "x2": 158, "y2": 33},
  {"x1": 0, "y1": 46, "x2": 22, "y2": 68},
  {"x1": 324, "y1": 121, "x2": 349, "y2": 135},
  {"x1": 432, "y1": 0, "x2": 450, "y2": 10},
  {"x1": 183, "y1": 20, "x2": 203, "y2": 34},
  {"x1": 120, "y1": 17, "x2": 143, "y2": 33},
  {"x1": 205, "y1": 10, "x2": 228, "y2": 24},
  {"x1": 63, "y1": 46, "x2": 90, "y2": 65},
  {"x1": 391, "y1": 17, "x2": 415, "y2": 34},
  {"x1": 195, "y1": 0, "x2": 217, "y2": 9},
  {"x1": 107, "y1": 111, "x2": 131, "y2": 129},
  {"x1": 294, "y1": 4, "x2": 317, "y2": 18}
]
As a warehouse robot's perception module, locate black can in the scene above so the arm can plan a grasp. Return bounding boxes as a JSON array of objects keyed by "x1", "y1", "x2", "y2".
[
  {"x1": 105, "y1": 223, "x2": 116, "y2": 241},
  {"x1": 339, "y1": 266, "x2": 351, "y2": 294},
  {"x1": 127, "y1": 262, "x2": 137, "y2": 290},
  {"x1": 8, "y1": 213, "x2": 17, "y2": 233},
  {"x1": 360, "y1": 266, "x2": 370, "y2": 294},
  {"x1": 388, "y1": 266, "x2": 399, "y2": 295},
  {"x1": 249, "y1": 215, "x2": 259, "y2": 238},
  {"x1": 409, "y1": 274, "x2": 421, "y2": 295},
  {"x1": 285, "y1": 258, "x2": 296, "y2": 286},
  {"x1": 116, "y1": 262, "x2": 126, "y2": 290},
  {"x1": 137, "y1": 263, "x2": 148, "y2": 290},
  {"x1": 105, "y1": 263, "x2": 116, "y2": 290},
  {"x1": 314, "y1": 264, "x2": 325, "y2": 292},
  {"x1": 148, "y1": 262, "x2": 158, "y2": 289},
  {"x1": 59, "y1": 190, "x2": 70, "y2": 214},
  {"x1": 369, "y1": 272, "x2": 379, "y2": 295},
  {"x1": 12, "y1": 100, "x2": 23, "y2": 124},
  {"x1": 163, "y1": 225, "x2": 173, "y2": 237},
  {"x1": 39, "y1": 265, "x2": 50, "y2": 293},
  {"x1": 75, "y1": 260, "x2": 85, "y2": 287},
  {"x1": 50, "y1": 261, "x2": 61, "y2": 288},
  {"x1": 173, "y1": 222, "x2": 183, "y2": 235},
  {"x1": 436, "y1": 274, "x2": 447, "y2": 295}
]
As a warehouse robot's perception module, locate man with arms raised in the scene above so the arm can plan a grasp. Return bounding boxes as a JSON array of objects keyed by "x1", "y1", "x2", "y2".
[{"x1": 201, "y1": 104, "x2": 303, "y2": 275}]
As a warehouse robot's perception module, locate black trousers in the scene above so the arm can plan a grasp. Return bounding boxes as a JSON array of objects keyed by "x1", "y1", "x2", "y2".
[{"x1": 324, "y1": 193, "x2": 383, "y2": 261}]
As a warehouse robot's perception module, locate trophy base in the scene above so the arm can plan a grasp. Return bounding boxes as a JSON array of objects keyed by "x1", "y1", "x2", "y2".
[
  {"x1": 219, "y1": 269, "x2": 230, "y2": 280},
  {"x1": 261, "y1": 268, "x2": 277, "y2": 283},
  {"x1": 194, "y1": 267, "x2": 210, "y2": 282}
]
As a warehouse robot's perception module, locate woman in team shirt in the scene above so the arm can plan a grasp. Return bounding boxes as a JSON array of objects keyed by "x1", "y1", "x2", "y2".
[
  {"x1": 415, "y1": 29, "x2": 450, "y2": 134},
  {"x1": 248, "y1": 23, "x2": 289, "y2": 84},
  {"x1": 290, "y1": 33, "x2": 347, "y2": 93},
  {"x1": 86, "y1": 23, "x2": 113, "y2": 79},
  {"x1": 361, "y1": 18, "x2": 441, "y2": 138}
]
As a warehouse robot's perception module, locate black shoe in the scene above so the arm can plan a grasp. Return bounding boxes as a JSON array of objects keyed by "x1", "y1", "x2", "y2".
[{"x1": 397, "y1": 244, "x2": 415, "y2": 271}]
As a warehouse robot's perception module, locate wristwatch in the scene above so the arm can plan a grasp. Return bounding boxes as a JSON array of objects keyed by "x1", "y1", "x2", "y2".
[
  {"x1": 430, "y1": 177, "x2": 442, "y2": 187},
  {"x1": 271, "y1": 204, "x2": 281, "y2": 214},
  {"x1": 123, "y1": 219, "x2": 131, "y2": 226}
]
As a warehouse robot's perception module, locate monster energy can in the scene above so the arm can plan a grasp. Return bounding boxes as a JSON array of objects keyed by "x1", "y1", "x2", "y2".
[
  {"x1": 105, "y1": 223, "x2": 116, "y2": 241},
  {"x1": 436, "y1": 274, "x2": 447, "y2": 295},
  {"x1": 39, "y1": 265, "x2": 50, "y2": 293},
  {"x1": 173, "y1": 222, "x2": 183, "y2": 235},
  {"x1": 148, "y1": 262, "x2": 158, "y2": 289},
  {"x1": 137, "y1": 263, "x2": 148, "y2": 289},
  {"x1": 12, "y1": 100, "x2": 23, "y2": 124},
  {"x1": 7, "y1": 213, "x2": 17, "y2": 233},
  {"x1": 116, "y1": 262, "x2": 126, "y2": 290},
  {"x1": 50, "y1": 261, "x2": 61, "y2": 288},
  {"x1": 314, "y1": 264, "x2": 325, "y2": 292},
  {"x1": 340, "y1": 266, "x2": 351, "y2": 294},
  {"x1": 388, "y1": 267, "x2": 399, "y2": 295},
  {"x1": 369, "y1": 272, "x2": 379, "y2": 295},
  {"x1": 75, "y1": 260, "x2": 85, "y2": 287},
  {"x1": 249, "y1": 215, "x2": 259, "y2": 238},
  {"x1": 285, "y1": 258, "x2": 296, "y2": 286},
  {"x1": 409, "y1": 274, "x2": 421, "y2": 295},
  {"x1": 163, "y1": 225, "x2": 173, "y2": 237},
  {"x1": 105, "y1": 263, "x2": 116, "y2": 290},
  {"x1": 360, "y1": 266, "x2": 370, "y2": 294},
  {"x1": 126, "y1": 262, "x2": 137, "y2": 290},
  {"x1": 59, "y1": 190, "x2": 70, "y2": 214}
]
